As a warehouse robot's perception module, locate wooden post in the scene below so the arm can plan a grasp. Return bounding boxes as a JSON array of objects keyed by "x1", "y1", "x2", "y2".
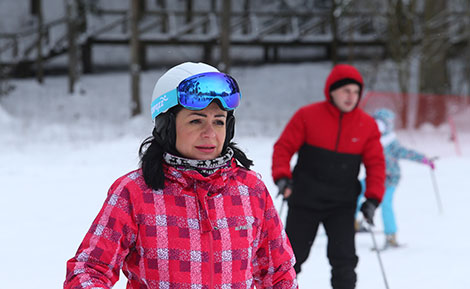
[
  {"x1": 13, "y1": 36, "x2": 18, "y2": 58},
  {"x1": 203, "y1": 43, "x2": 213, "y2": 65},
  {"x1": 130, "y1": 0, "x2": 142, "y2": 116},
  {"x1": 466, "y1": 5, "x2": 470, "y2": 104},
  {"x1": 220, "y1": 0, "x2": 231, "y2": 73},
  {"x1": 264, "y1": 45, "x2": 270, "y2": 62},
  {"x1": 36, "y1": 0, "x2": 44, "y2": 84},
  {"x1": 329, "y1": 0, "x2": 338, "y2": 65},
  {"x1": 347, "y1": 18, "x2": 355, "y2": 63},
  {"x1": 242, "y1": 0, "x2": 250, "y2": 34},
  {"x1": 81, "y1": 38, "x2": 92, "y2": 74},
  {"x1": 67, "y1": 0, "x2": 78, "y2": 94},
  {"x1": 157, "y1": 0, "x2": 168, "y2": 33},
  {"x1": 186, "y1": 0, "x2": 193, "y2": 32},
  {"x1": 139, "y1": 0, "x2": 146, "y2": 14},
  {"x1": 139, "y1": 44, "x2": 147, "y2": 71},
  {"x1": 0, "y1": 53, "x2": 5, "y2": 96}
]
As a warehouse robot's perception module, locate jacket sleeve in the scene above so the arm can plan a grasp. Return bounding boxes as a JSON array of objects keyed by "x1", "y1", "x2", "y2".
[
  {"x1": 272, "y1": 108, "x2": 307, "y2": 182},
  {"x1": 252, "y1": 185, "x2": 298, "y2": 289},
  {"x1": 392, "y1": 141, "x2": 426, "y2": 162},
  {"x1": 64, "y1": 176, "x2": 138, "y2": 289},
  {"x1": 362, "y1": 122, "x2": 386, "y2": 203}
]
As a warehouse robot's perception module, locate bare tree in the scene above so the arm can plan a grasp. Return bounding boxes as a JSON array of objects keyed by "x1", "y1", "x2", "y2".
[
  {"x1": 329, "y1": 0, "x2": 338, "y2": 64},
  {"x1": 66, "y1": 0, "x2": 78, "y2": 94},
  {"x1": 386, "y1": 0, "x2": 417, "y2": 128},
  {"x1": 35, "y1": 0, "x2": 44, "y2": 84},
  {"x1": 220, "y1": 0, "x2": 231, "y2": 73},
  {"x1": 156, "y1": 0, "x2": 168, "y2": 33},
  {"x1": 186, "y1": 0, "x2": 193, "y2": 23},
  {"x1": 0, "y1": 63, "x2": 14, "y2": 97},
  {"x1": 242, "y1": 0, "x2": 250, "y2": 34},
  {"x1": 465, "y1": 2, "x2": 470, "y2": 105},
  {"x1": 130, "y1": 0, "x2": 142, "y2": 116},
  {"x1": 329, "y1": 0, "x2": 354, "y2": 64},
  {"x1": 417, "y1": 0, "x2": 449, "y2": 127}
]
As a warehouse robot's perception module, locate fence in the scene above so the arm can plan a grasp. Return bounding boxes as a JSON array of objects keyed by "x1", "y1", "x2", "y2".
[{"x1": 360, "y1": 90, "x2": 470, "y2": 130}]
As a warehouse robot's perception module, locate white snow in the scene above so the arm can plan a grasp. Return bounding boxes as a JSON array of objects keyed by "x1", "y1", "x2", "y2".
[{"x1": 1, "y1": 63, "x2": 469, "y2": 289}]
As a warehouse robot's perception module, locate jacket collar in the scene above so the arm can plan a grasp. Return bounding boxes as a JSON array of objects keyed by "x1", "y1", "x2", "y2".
[
  {"x1": 163, "y1": 159, "x2": 238, "y2": 232},
  {"x1": 164, "y1": 158, "x2": 237, "y2": 188},
  {"x1": 324, "y1": 100, "x2": 359, "y2": 119}
]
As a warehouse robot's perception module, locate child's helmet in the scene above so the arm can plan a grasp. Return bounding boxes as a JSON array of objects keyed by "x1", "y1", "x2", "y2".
[{"x1": 373, "y1": 108, "x2": 395, "y2": 134}]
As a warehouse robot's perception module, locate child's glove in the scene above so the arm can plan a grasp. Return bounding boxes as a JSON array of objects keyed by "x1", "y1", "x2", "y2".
[
  {"x1": 360, "y1": 199, "x2": 379, "y2": 225},
  {"x1": 423, "y1": 157, "x2": 436, "y2": 170}
]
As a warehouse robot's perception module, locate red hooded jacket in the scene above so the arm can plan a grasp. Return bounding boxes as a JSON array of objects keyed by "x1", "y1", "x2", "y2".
[{"x1": 272, "y1": 65, "x2": 385, "y2": 209}]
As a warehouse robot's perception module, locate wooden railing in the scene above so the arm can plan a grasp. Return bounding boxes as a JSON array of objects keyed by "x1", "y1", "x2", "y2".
[
  {"x1": 0, "y1": 9, "x2": 469, "y2": 72},
  {"x1": 0, "y1": 17, "x2": 67, "y2": 65}
]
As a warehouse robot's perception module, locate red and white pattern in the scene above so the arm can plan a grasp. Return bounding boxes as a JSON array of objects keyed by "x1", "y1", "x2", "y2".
[{"x1": 64, "y1": 160, "x2": 297, "y2": 289}]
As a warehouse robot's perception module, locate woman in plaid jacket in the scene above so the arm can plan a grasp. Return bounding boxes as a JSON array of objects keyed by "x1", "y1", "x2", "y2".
[{"x1": 64, "y1": 62, "x2": 298, "y2": 289}]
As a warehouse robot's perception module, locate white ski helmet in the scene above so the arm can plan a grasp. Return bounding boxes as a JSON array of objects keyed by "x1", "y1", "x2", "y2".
[
  {"x1": 151, "y1": 62, "x2": 219, "y2": 121},
  {"x1": 149, "y1": 62, "x2": 237, "y2": 153}
]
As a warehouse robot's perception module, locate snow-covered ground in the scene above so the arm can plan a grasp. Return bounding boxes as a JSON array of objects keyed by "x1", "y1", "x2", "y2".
[{"x1": 1, "y1": 63, "x2": 469, "y2": 289}]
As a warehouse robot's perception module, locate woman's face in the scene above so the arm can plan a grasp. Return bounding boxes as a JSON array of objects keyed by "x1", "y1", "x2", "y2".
[{"x1": 175, "y1": 102, "x2": 227, "y2": 160}]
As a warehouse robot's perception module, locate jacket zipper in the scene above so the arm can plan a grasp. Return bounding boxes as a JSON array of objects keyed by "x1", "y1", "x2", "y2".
[
  {"x1": 195, "y1": 181, "x2": 215, "y2": 289},
  {"x1": 335, "y1": 112, "x2": 343, "y2": 151},
  {"x1": 209, "y1": 231, "x2": 214, "y2": 289}
]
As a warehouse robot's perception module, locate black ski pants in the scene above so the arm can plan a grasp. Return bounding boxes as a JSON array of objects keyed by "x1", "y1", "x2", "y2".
[{"x1": 285, "y1": 205, "x2": 358, "y2": 289}]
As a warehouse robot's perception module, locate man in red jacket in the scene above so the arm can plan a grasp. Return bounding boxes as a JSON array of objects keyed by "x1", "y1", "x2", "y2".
[{"x1": 272, "y1": 64, "x2": 385, "y2": 289}]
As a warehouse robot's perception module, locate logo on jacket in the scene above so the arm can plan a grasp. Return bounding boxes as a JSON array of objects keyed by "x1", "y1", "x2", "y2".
[
  {"x1": 235, "y1": 225, "x2": 251, "y2": 231},
  {"x1": 352, "y1": 137, "x2": 360, "y2": 143}
]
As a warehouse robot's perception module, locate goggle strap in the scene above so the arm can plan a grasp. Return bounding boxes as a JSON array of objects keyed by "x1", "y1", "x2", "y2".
[{"x1": 151, "y1": 89, "x2": 179, "y2": 120}]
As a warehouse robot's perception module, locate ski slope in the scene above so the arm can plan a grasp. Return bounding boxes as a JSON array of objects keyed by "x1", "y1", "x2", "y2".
[{"x1": 1, "y1": 63, "x2": 469, "y2": 289}]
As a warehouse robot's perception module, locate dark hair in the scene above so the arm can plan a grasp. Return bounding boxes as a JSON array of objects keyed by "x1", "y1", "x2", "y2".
[{"x1": 139, "y1": 108, "x2": 253, "y2": 190}]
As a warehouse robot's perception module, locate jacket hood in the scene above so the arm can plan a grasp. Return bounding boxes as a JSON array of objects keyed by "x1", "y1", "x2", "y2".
[{"x1": 324, "y1": 64, "x2": 364, "y2": 102}]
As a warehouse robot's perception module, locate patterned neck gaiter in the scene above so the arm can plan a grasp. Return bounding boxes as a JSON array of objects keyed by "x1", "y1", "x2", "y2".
[{"x1": 163, "y1": 147, "x2": 234, "y2": 176}]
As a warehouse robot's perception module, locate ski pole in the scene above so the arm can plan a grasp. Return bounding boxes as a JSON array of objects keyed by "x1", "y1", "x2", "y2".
[
  {"x1": 276, "y1": 184, "x2": 288, "y2": 218},
  {"x1": 279, "y1": 199, "x2": 287, "y2": 218},
  {"x1": 368, "y1": 223, "x2": 391, "y2": 289},
  {"x1": 429, "y1": 167, "x2": 443, "y2": 214}
]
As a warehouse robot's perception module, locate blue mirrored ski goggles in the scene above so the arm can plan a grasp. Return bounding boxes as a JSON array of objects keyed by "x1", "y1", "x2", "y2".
[{"x1": 151, "y1": 72, "x2": 241, "y2": 120}]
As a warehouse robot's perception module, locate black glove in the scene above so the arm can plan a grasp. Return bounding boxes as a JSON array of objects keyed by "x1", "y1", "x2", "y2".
[
  {"x1": 275, "y1": 178, "x2": 292, "y2": 200},
  {"x1": 360, "y1": 198, "x2": 379, "y2": 225}
]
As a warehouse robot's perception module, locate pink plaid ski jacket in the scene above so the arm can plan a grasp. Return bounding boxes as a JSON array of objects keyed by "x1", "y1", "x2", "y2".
[{"x1": 65, "y1": 160, "x2": 297, "y2": 289}]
